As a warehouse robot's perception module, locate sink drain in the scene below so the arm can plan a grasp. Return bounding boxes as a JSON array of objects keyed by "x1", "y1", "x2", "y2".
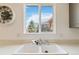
[{"x1": 44, "y1": 50, "x2": 48, "y2": 53}]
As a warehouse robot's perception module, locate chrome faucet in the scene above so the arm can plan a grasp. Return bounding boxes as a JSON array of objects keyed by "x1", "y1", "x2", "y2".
[{"x1": 32, "y1": 38, "x2": 49, "y2": 45}]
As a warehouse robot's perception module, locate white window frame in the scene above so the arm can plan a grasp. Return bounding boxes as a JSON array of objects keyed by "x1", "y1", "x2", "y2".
[{"x1": 23, "y1": 3, "x2": 56, "y2": 37}]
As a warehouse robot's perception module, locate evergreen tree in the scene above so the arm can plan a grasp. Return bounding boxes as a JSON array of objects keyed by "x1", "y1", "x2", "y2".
[{"x1": 28, "y1": 20, "x2": 36, "y2": 32}]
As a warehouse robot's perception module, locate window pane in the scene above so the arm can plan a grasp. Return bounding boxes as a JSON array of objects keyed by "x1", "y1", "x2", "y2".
[
  {"x1": 24, "y1": 5, "x2": 39, "y2": 33},
  {"x1": 41, "y1": 6, "x2": 54, "y2": 32}
]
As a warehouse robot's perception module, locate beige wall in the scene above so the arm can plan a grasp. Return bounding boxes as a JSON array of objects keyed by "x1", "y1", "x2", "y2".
[
  {"x1": 0, "y1": 3, "x2": 24, "y2": 40},
  {"x1": 0, "y1": 3, "x2": 79, "y2": 40}
]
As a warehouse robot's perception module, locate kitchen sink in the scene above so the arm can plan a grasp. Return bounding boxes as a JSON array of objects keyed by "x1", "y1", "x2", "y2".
[
  {"x1": 14, "y1": 43, "x2": 68, "y2": 55},
  {"x1": 41, "y1": 44, "x2": 68, "y2": 54}
]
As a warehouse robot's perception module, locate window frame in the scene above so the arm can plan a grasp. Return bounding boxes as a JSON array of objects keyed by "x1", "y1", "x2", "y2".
[{"x1": 24, "y1": 3, "x2": 56, "y2": 35}]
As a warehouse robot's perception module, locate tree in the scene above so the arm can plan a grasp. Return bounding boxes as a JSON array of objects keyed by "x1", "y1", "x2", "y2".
[{"x1": 28, "y1": 20, "x2": 36, "y2": 32}]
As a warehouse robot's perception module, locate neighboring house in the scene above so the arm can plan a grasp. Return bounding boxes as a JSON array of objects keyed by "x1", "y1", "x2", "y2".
[{"x1": 41, "y1": 17, "x2": 53, "y2": 32}]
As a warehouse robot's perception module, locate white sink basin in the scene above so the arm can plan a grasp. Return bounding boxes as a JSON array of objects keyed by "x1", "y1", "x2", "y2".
[
  {"x1": 41, "y1": 44, "x2": 68, "y2": 54},
  {"x1": 14, "y1": 44, "x2": 39, "y2": 54},
  {"x1": 14, "y1": 43, "x2": 68, "y2": 55}
]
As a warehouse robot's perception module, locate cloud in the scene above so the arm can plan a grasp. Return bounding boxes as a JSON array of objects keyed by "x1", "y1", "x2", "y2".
[
  {"x1": 41, "y1": 13, "x2": 53, "y2": 23},
  {"x1": 27, "y1": 14, "x2": 39, "y2": 23}
]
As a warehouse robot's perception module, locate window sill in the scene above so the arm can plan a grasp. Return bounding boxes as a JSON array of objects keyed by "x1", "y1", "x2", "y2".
[{"x1": 17, "y1": 32, "x2": 56, "y2": 40}]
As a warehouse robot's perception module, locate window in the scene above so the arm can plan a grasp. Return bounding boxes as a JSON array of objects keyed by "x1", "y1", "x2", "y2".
[{"x1": 24, "y1": 4, "x2": 56, "y2": 34}]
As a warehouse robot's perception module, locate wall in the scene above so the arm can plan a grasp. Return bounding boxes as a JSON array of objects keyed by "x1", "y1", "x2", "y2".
[
  {"x1": 0, "y1": 3, "x2": 79, "y2": 40},
  {"x1": 56, "y1": 3, "x2": 79, "y2": 40},
  {"x1": 0, "y1": 3, "x2": 24, "y2": 40}
]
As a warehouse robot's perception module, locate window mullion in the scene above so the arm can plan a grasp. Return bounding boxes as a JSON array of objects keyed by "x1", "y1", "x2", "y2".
[{"x1": 39, "y1": 5, "x2": 41, "y2": 33}]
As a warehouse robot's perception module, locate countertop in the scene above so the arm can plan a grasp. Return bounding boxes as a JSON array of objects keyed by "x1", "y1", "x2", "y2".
[
  {"x1": 58, "y1": 43, "x2": 79, "y2": 55},
  {"x1": 0, "y1": 43, "x2": 79, "y2": 55}
]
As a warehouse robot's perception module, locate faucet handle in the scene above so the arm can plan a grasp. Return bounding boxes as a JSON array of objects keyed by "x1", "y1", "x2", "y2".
[{"x1": 32, "y1": 40, "x2": 39, "y2": 45}]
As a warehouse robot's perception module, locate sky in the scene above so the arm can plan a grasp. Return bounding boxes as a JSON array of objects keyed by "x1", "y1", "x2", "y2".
[
  {"x1": 25, "y1": 5, "x2": 53, "y2": 21},
  {"x1": 41, "y1": 6, "x2": 53, "y2": 14},
  {"x1": 25, "y1": 6, "x2": 38, "y2": 18}
]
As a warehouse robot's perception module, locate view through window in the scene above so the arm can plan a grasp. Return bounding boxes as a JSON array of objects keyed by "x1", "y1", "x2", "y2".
[{"x1": 24, "y1": 4, "x2": 55, "y2": 34}]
